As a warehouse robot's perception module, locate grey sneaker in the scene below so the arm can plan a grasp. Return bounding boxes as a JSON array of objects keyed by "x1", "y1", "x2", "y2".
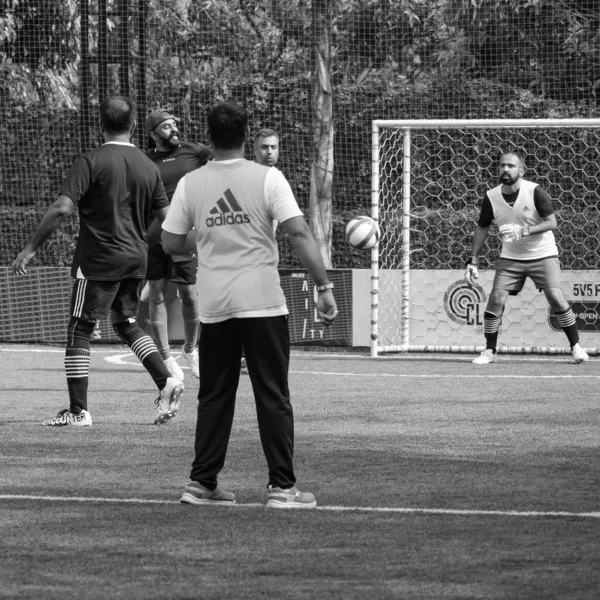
[
  {"x1": 473, "y1": 349, "x2": 497, "y2": 365},
  {"x1": 266, "y1": 485, "x2": 317, "y2": 509},
  {"x1": 182, "y1": 347, "x2": 200, "y2": 379},
  {"x1": 180, "y1": 481, "x2": 236, "y2": 505},
  {"x1": 571, "y1": 343, "x2": 589, "y2": 364},
  {"x1": 43, "y1": 409, "x2": 92, "y2": 427},
  {"x1": 154, "y1": 377, "x2": 184, "y2": 425},
  {"x1": 164, "y1": 355, "x2": 185, "y2": 381}
]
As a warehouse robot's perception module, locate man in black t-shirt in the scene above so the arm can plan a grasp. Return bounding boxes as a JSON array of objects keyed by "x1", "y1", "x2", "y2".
[
  {"x1": 12, "y1": 96, "x2": 185, "y2": 427},
  {"x1": 144, "y1": 109, "x2": 213, "y2": 381}
]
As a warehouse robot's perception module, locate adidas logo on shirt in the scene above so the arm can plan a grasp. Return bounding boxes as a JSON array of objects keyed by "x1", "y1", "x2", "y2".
[{"x1": 206, "y1": 189, "x2": 250, "y2": 227}]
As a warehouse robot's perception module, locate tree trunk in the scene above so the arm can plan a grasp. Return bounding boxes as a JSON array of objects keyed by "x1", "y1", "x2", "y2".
[{"x1": 309, "y1": 0, "x2": 334, "y2": 268}]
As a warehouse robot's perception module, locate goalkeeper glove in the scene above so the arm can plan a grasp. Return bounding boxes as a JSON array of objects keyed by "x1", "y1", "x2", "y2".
[
  {"x1": 465, "y1": 263, "x2": 479, "y2": 286},
  {"x1": 499, "y1": 223, "x2": 528, "y2": 242}
]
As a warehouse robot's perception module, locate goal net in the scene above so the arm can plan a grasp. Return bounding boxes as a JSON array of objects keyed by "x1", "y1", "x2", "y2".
[{"x1": 371, "y1": 119, "x2": 600, "y2": 357}]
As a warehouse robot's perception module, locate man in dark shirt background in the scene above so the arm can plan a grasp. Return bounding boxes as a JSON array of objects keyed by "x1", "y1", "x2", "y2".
[
  {"x1": 12, "y1": 96, "x2": 184, "y2": 427},
  {"x1": 144, "y1": 109, "x2": 213, "y2": 381}
]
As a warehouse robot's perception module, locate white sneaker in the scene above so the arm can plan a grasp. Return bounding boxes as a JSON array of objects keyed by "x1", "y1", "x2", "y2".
[
  {"x1": 43, "y1": 409, "x2": 92, "y2": 427},
  {"x1": 164, "y1": 355, "x2": 184, "y2": 381},
  {"x1": 182, "y1": 347, "x2": 199, "y2": 379},
  {"x1": 571, "y1": 343, "x2": 589, "y2": 364},
  {"x1": 473, "y1": 349, "x2": 497, "y2": 365},
  {"x1": 154, "y1": 377, "x2": 184, "y2": 425}
]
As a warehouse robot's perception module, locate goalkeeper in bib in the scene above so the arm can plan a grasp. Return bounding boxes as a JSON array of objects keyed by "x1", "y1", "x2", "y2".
[{"x1": 465, "y1": 151, "x2": 588, "y2": 365}]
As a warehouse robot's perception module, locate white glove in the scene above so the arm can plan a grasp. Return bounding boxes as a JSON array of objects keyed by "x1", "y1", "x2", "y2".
[
  {"x1": 499, "y1": 223, "x2": 525, "y2": 243},
  {"x1": 465, "y1": 264, "x2": 478, "y2": 286}
]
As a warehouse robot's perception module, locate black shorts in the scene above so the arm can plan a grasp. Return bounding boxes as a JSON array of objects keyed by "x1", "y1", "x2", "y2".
[
  {"x1": 146, "y1": 242, "x2": 197, "y2": 285},
  {"x1": 70, "y1": 278, "x2": 143, "y2": 322}
]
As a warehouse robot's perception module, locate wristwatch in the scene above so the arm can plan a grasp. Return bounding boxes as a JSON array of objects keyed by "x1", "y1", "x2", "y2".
[
  {"x1": 522, "y1": 227, "x2": 530, "y2": 237},
  {"x1": 316, "y1": 282, "x2": 334, "y2": 292}
]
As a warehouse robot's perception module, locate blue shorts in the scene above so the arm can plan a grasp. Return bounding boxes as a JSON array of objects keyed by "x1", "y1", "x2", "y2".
[
  {"x1": 493, "y1": 256, "x2": 562, "y2": 295},
  {"x1": 70, "y1": 278, "x2": 143, "y2": 321}
]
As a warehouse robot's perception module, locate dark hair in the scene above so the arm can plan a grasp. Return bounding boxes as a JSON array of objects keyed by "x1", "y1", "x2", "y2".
[
  {"x1": 254, "y1": 128, "x2": 279, "y2": 142},
  {"x1": 207, "y1": 102, "x2": 248, "y2": 150},
  {"x1": 501, "y1": 150, "x2": 526, "y2": 168},
  {"x1": 100, "y1": 96, "x2": 136, "y2": 134}
]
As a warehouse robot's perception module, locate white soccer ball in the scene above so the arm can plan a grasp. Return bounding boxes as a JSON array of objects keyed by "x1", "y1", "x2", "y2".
[{"x1": 346, "y1": 216, "x2": 380, "y2": 250}]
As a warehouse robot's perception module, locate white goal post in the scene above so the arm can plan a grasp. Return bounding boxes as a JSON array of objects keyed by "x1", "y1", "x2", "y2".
[{"x1": 370, "y1": 119, "x2": 600, "y2": 357}]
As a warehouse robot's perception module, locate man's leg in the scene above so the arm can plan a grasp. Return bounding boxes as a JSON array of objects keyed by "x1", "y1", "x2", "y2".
[
  {"x1": 544, "y1": 287, "x2": 588, "y2": 361},
  {"x1": 111, "y1": 279, "x2": 184, "y2": 423},
  {"x1": 190, "y1": 319, "x2": 242, "y2": 489},
  {"x1": 171, "y1": 256, "x2": 200, "y2": 378},
  {"x1": 112, "y1": 316, "x2": 170, "y2": 389},
  {"x1": 64, "y1": 316, "x2": 95, "y2": 414},
  {"x1": 533, "y1": 258, "x2": 587, "y2": 362},
  {"x1": 177, "y1": 282, "x2": 200, "y2": 378},
  {"x1": 473, "y1": 288, "x2": 509, "y2": 364},
  {"x1": 44, "y1": 278, "x2": 111, "y2": 426},
  {"x1": 240, "y1": 316, "x2": 296, "y2": 490},
  {"x1": 148, "y1": 278, "x2": 184, "y2": 380},
  {"x1": 148, "y1": 278, "x2": 171, "y2": 358}
]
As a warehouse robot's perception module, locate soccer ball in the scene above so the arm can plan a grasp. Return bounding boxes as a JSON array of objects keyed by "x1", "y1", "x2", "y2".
[{"x1": 345, "y1": 216, "x2": 380, "y2": 250}]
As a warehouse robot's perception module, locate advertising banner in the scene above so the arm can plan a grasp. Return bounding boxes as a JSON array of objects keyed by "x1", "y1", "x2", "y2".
[{"x1": 409, "y1": 269, "x2": 600, "y2": 349}]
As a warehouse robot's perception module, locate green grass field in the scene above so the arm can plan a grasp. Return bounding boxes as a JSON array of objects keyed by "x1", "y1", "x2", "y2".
[{"x1": 1, "y1": 345, "x2": 599, "y2": 599}]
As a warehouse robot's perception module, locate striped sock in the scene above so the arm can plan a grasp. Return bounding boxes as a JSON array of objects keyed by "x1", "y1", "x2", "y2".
[
  {"x1": 113, "y1": 319, "x2": 170, "y2": 389},
  {"x1": 555, "y1": 307, "x2": 578, "y2": 347},
  {"x1": 65, "y1": 318, "x2": 95, "y2": 413},
  {"x1": 483, "y1": 311, "x2": 502, "y2": 352}
]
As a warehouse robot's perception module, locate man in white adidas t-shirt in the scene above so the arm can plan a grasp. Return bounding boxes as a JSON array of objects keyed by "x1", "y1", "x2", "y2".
[
  {"x1": 162, "y1": 101, "x2": 338, "y2": 508},
  {"x1": 465, "y1": 151, "x2": 588, "y2": 365}
]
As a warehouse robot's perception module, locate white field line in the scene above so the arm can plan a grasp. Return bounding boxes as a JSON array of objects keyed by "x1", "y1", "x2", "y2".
[
  {"x1": 1, "y1": 347, "x2": 597, "y2": 377},
  {"x1": 0, "y1": 494, "x2": 598, "y2": 519},
  {"x1": 292, "y1": 371, "x2": 600, "y2": 378},
  {"x1": 103, "y1": 353, "x2": 600, "y2": 377},
  {"x1": 0, "y1": 346, "x2": 590, "y2": 363}
]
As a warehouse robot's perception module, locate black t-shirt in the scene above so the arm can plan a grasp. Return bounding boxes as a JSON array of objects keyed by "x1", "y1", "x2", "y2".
[
  {"x1": 146, "y1": 141, "x2": 213, "y2": 201},
  {"x1": 477, "y1": 185, "x2": 554, "y2": 227},
  {"x1": 60, "y1": 142, "x2": 169, "y2": 280}
]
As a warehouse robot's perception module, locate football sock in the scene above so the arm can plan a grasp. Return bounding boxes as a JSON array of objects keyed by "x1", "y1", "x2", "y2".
[
  {"x1": 148, "y1": 300, "x2": 170, "y2": 359},
  {"x1": 181, "y1": 302, "x2": 200, "y2": 354},
  {"x1": 113, "y1": 318, "x2": 170, "y2": 389},
  {"x1": 555, "y1": 307, "x2": 579, "y2": 347},
  {"x1": 65, "y1": 317, "x2": 95, "y2": 414},
  {"x1": 483, "y1": 311, "x2": 501, "y2": 352}
]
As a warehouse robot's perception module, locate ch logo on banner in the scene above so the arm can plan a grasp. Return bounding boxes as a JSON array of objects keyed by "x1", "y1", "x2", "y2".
[{"x1": 443, "y1": 281, "x2": 487, "y2": 326}]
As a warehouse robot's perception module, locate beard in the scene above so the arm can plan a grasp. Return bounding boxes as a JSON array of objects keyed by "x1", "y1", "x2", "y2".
[
  {"x1": 500, "y1": 173, "x2": 517, "y2": 185},
  {"x1": 156, "y1": 132, "x2": 180, "y2": 150},
  {"x1": 166, "y1": 133, "x2": 180, "y2": 149}
]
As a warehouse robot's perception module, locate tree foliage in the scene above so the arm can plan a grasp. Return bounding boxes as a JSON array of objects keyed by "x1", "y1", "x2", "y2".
[{"x1": 1, "y1": 0, "x2": 600, "y2": 268}]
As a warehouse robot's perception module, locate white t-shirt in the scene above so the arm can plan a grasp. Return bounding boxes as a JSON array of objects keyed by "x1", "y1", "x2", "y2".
[{"x1": 163, "y1": 158, "x2": 303, "y2": 323}]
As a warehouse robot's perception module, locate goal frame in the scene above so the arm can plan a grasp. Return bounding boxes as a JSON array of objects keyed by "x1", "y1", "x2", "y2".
[{"x1": 370, "y1": 118, "x2": 600, "y2": 358}]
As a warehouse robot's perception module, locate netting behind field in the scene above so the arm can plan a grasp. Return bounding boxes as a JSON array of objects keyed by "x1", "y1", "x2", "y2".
[
  {"x1": 377, "y1": 125, "x2": 600, "y2": 272},
  {"x1": 2, "y1": 1, "x2": 600, "y2": 344},
  {"x1": 374, "y1": 122, "x2": 600, "y2": 352},
  {"x1": 3, "y1": 1, "x2": 600, "y2": 270}
]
